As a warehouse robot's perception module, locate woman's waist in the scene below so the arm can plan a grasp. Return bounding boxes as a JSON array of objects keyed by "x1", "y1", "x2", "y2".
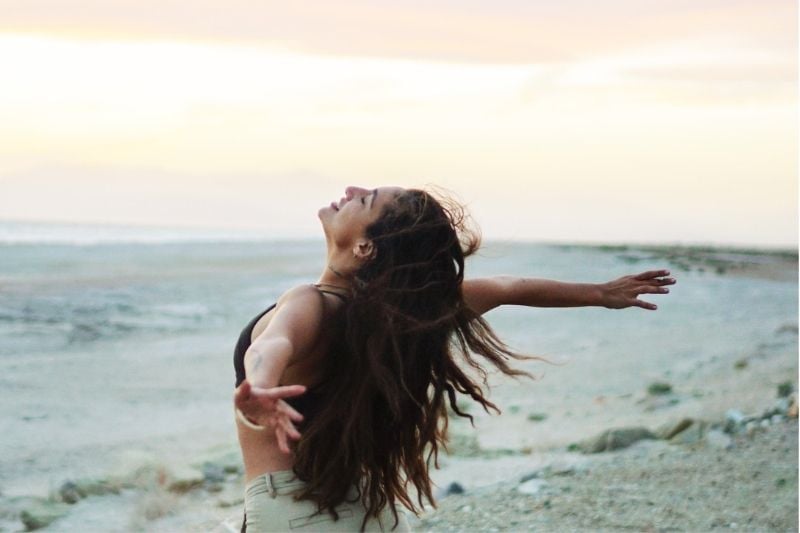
[{"x1": 237, "y1": 425, "x2": 296, "y2": 483}]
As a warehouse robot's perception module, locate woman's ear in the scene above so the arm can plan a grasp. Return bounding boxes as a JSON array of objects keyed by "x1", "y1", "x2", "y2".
[{"x1": 352, "y1": 239, "x2": 376, "y2": 261}]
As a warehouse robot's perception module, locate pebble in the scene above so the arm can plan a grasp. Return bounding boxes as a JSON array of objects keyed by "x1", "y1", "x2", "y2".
[
  {"x1": 771, "y1": 414, "x2": 785, "y2": 425},
  {"x1": 724, "y1": 409, "x2": 746, "y2": 433},
  {"x1": 517, "y1": 479, "x2": 548, "y2": 496},
  {"x1": 167, "y1": 466, "x2": 205, "y2": 494},
  {"x1": 57, "y1": 481, "x2": 82, "y2": 504},
  {"x1": 578, "y1": 426, "x2": 655, "y2": 453},
  {"x1": 436, "y1": 481, "x2": 465, "y2": 499},
  {"x1": 773, "y1": 398, "x2": 790, "y2": 414},
  {"x1": 669, "y1": 420, "x2": 708, "y2": 445},
  {"x1": 725, "y1": 409, "x2": 745, "y2": 425},
  {"x1": 201, "y1": 463, "x2": 227, "y2": 484},
  {"x1": 656, "y1": 417, "x2": 694, "y2": 440},
  {"x1": 19, "y1": 500, "x2": 71, "y2": 530},
  {"x1": 705, "y1": 429, "x2": 733, "y2": 451}
]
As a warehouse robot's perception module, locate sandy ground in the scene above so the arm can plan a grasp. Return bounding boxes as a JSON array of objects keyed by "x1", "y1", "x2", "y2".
[
  {"x1": 413, "y1": 419, "x2": 798, "y2": 532},
  {"x1": 2, "y1": 245, "x2": 796, "y2": 532}
]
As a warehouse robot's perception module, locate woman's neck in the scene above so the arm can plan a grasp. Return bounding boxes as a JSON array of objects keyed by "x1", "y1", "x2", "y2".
[{"x1": 316, "y1": 264, "x2": 352, "y2": 291}]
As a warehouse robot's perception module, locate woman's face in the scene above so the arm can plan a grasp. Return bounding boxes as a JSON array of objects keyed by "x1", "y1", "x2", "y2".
[{"x1": 318, "y1": 185, "x2": 405, "y2": 247}]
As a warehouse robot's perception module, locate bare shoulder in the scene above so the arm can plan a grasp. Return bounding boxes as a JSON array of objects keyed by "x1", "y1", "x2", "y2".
[
  {"x1": 251, "y1": 284, "x2": 327, "y2": 356},
  {"x1": 274, "y1": 284, "x2": 328, "y2": 324},
  {"x1": 276, "y1": 283, "x2": 324, "y2": 306}
]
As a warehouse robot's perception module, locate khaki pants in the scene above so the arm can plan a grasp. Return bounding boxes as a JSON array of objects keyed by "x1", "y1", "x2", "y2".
[{"x1": 243, "y1": 470, "x2": 411, "y2": 532}]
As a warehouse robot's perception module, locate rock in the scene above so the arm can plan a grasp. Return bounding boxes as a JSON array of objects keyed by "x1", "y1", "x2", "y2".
[
  {"x1": 0, "y1": 496, "x2": 45, "y2": 521},
  {"x1": 669, "y1": 420, "x2": 708, "y2": 445},
  {"x1": 201, "y1": 463, "x2": 227, "y2": 484},
  {"x1": 775, "y1": 323, "x2": 798, "y2": 335},
  {"x1": 705, "y1": 429, "x2": 733, "y2": 450},
  {"x1": 745, "y1": 421, "x2": 762, "y2": 437},
  {"x1": 770, "y1": 398, "x2": 791, "y2": 416},
  {"x1": 606, "y1": 427, "x2": 656, "y2": 450},
  {"x1": 205, "y1": 482, "x2": 224, "y2": 493},
  {"x1": 445, "y1": 432, "x2": 482, "y2": 457},
  {"x1": 56, "y1": 481, "x2": 82, "y2": 504},
  {"x1": 52, "y1": 478, "x2": 120, "y2": 503},
  {"x1": 216, "y1": 485, "x2": 245, "y2": 508},
  {"x1": 647, "y1": 381, "x2": 673, "y2": 395},
  {"x1": 166, "y1": 465, "x2": 205, "y2": 493},
  {"x1": 444, "y1": 432, "x2": 519, "y2": 458},
  {"x1": 577, "y1": 427, "x2": 656, "y2": 453},
  {"x1": 190, "y1": 444, "x2": 243, "y2": 475},
  {"x1": 435, "y1": 481, "x2": 465, "y2": 500},
  {"x1": 73, "y1": 478, "x2": 120, "y2": 497},
  {"x1": 19, "y1": 500, "x2": 70, "y2": 530},
  {"x1": 517, "y1": 478, "x2": 548, "y2": 496},
  {"x1": 526, "y1": 412, "x2": 547, "y2": 422},
  {"x1": 724, "y1": 409, "x2": 746, "y2": 433},
  {"x1": 443, "y1": 482, "x2": 464, "y2": 496},
  {"x1": 771, "y1": 414, "x2": 785, "y2": 425},
  {"x1": 733, "y1": 358, "x2": 748, "y2": 370},
  {"x1": 655, "y1": 417, "x2": 694, "y2": 440},
  {"x1": 759, "y1": 418, "x2": 771, "y2": 429},
  {"x1": 777, "y1": 381, "x2": 794, "y2": 398},
  {"x1": 789, "y1": 396, "x2": 798, "y2": 418}
]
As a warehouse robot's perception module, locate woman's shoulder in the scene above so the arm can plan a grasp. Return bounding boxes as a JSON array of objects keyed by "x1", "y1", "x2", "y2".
[
  {"x1": 267, "y1": 284, "x2": 343, "y2": 364},
  {"x1": 270, "y1": 284, "x2": 329, "y2": 322},
  {"x1": 271, "y1": 284, "x2": 344, "y2": 325}
]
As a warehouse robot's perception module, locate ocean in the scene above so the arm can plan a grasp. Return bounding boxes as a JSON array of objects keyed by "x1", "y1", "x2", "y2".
[{"x1": 0, "y1": 219, "x2": 796, "y2": 503}]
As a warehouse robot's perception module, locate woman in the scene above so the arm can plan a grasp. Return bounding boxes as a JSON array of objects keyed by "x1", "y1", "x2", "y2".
[{"x1": 233, "y1": 185, "x2": 675, "y2": 532}]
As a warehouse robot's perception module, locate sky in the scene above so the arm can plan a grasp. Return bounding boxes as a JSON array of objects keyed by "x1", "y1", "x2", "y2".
[{"x1": 0, "y1": 1, "x2": 797, "y2": 247}]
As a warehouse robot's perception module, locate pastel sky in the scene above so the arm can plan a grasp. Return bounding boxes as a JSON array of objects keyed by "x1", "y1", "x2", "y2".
[{"x1": 0, "y1": 1, "x2": 796, "y2": 246}]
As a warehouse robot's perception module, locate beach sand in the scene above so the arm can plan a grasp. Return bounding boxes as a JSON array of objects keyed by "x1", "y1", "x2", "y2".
[{"x1": 1, "y1": 243, "x2": 796, "y2": 531}]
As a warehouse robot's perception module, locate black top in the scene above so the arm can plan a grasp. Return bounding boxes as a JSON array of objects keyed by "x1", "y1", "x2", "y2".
[{"x1": 232, "y1": 285, "x2": 347, "y2": 425}]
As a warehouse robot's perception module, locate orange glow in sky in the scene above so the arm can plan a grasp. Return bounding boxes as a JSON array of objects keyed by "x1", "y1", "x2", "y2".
[{"x1": 0, "y1": 1, "x2": 796, "y2": 246}]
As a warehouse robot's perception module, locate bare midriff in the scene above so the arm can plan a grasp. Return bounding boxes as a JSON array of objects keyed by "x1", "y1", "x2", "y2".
[{"x1": 235, "y1": 293, "x2": 342, "y2": 484}]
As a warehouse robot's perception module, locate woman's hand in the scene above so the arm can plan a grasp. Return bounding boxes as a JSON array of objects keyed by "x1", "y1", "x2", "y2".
[
  {"x1": 234, "y1": 379, "x2": 306, "y2": 453},
  {"x1": 599, "y1": 269, "x2": 676, "y2": 310}
]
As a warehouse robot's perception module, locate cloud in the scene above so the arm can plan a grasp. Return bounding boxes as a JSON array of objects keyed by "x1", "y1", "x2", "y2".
[{"x1": 0, "y1": 0, "x2": 795, "y2": 64}]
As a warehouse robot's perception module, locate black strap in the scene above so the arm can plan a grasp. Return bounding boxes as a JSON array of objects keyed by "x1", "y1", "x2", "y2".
[{"x1": 312, "y1": 284, "x2": 350, "y2": 301}]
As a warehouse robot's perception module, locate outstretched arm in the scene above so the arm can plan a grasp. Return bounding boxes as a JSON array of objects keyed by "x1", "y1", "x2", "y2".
[
  {"x1": 463, "y1": 269, "x2": 675, "y2": 315},
  {"x1": 234, "y1": 284, "x2": 325, "y2": 452}
]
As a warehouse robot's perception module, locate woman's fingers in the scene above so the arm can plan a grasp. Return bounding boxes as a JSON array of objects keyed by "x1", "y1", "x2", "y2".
[
  {"x1": 638, "y1": 285, "x2": 670, "y2": 294},
  {"x1": 276, "y1": 427, "x2": 290, "y2": 454},
  {"x1": 656, "y1": 277, "x2": 677, "y2": 285},
  {"x1": 633, "y1": 269, "x2": 670, "y2": 281},
  {"x1": 250, "y1": 384, "x2": 307, "y2": 401},
  {"x1": 278, "y1": 416, "x2": 302, "y2": 440},
  {"x1": 276, "y1": 400, "x2": 304, "y2": 423},
  {"x1": 633, "y1": 298, "x2": 657, "y2": 310}
]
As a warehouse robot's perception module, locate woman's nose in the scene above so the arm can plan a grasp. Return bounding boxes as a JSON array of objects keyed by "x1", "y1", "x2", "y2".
[{"x1": 345, "y1": 186, "x2": 369, "y2": 200}]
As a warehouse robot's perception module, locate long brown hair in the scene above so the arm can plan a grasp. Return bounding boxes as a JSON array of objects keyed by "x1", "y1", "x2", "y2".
[{"x1": 293, "y1": 188, "x2": 552, "y2": 529}]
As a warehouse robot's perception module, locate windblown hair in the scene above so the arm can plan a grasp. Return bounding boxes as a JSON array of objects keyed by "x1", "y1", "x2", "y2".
[{"x1": 292, "y1": 188, "x2": 552, "y2": 530}]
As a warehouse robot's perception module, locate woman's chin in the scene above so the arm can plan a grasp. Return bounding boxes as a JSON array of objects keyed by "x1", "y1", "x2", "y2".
[{"x1": 318, "y1": 204, "x2": 337, "y2": 220}]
